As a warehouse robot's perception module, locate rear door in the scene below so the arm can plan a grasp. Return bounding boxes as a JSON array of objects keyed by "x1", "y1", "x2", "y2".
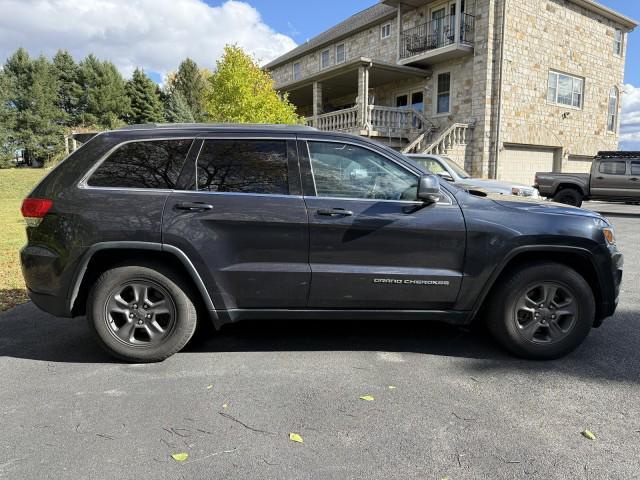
[
  {"x1": 299, "y1": 138, "x2": 466, "y2": 310},
  {"x1": 590, "y1": 160, "x2": 628, "y2": 197},
  {"x1": 629, "y1": 160, "x2": 640, "y2": 198},
  {"x1": 162, "y1": 134, "x2": 310, "y2": 310}
]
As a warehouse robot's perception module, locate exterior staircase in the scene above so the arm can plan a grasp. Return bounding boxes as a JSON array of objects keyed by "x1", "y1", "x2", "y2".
[{"x1": 402, "y1": 122, "x2": 473, "y2": 156}]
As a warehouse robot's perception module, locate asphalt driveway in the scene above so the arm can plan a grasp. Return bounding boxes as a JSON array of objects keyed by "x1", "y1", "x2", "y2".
[{"x1": 1, "y1": 202, "x2": 639, "y2": 479}]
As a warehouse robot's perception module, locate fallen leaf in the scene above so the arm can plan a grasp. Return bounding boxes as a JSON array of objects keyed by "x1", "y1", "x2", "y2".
[
  {"x1": 171, "y1": 452, "x2": 189, "y2": 462},
  {"x1": 206, "y1": 385, "x2": 213, "y2": 390},
  {"x1": 388, "y1": 385, "x2": 396, "y2": 390},
  {"x1": 222, "y1": 403, "x2": 228, "y2": 409},
  {"x1": 440, "y1": 477, "x2": 450, "y2": 480},
  {"x1": 359, "y1": 395, "x2": 375, "y2": 401},
  {"x1": 582, "y1": 429, "x2": 596, "y2": 440},
  {"x1": 289, "y1": 432, "x2": 303, "y2": 443}
]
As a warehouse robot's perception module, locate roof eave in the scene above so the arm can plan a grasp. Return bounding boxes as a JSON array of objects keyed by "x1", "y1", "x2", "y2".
[{"x1": 570, "y1": 0, "x2": 638, "y2": 30}]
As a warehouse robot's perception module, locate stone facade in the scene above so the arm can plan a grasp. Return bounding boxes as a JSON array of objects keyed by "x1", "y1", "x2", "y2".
[{"x1": 266, "y1": 0, "x2": 634, "y2": 179}]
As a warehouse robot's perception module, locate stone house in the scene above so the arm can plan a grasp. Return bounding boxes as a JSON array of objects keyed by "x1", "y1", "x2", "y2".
[{"x1": 265, "y1": 0, "x2": 636, "y2": 184}]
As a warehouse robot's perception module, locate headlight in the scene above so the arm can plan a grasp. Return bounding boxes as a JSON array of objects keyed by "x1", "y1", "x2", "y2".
[{"x1": 602, "y1": 227, "x2": 616, "y2": 245}]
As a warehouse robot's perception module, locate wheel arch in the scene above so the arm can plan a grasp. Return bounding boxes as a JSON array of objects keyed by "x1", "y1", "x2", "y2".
[
  {"x1": 473, "y1": 246, "x2": 605, "y2": 325},
  {"x1": 555, "y1": 183, "x2": 586, "y2": 197},
  {"x1": 68, "y1": 242, "x2": 217, "y2": 324}
]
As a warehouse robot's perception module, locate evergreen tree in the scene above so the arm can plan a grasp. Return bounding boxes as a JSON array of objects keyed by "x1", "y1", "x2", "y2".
[
  {"x1": 3, "y1": 49, "x2": 65, "y2": 165},
  {"x1": 80, "y1": 55, "x2": 130, "y2": 128},
  {"x1": 52, "y1": 50, "x2": 83, "y2": 127},
  {"x1": 126, "y1": 68, "x2": 164, "y2": 124},
  {"x1": 171, "y1": 58, "x2": 207, "y2": 121},
  {"x1": 164, "y1": 90, "x2": 195, "y2": 123},
  {"x1": 204, "y1": 45, "x2": 302, "y2": 124},
  {"x1": 0, "y1": 71, "x2": 16, "y2": 167}
]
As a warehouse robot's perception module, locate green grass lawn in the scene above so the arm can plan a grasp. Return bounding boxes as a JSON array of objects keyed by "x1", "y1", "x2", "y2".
[{"x1": 0, "y1": 168, "x2": 48, "y2": 311}]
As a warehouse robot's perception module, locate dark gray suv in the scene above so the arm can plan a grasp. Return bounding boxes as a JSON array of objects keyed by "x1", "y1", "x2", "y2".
[{"x1": 20, "y1": 124, "x2": 623, "y2": 362}]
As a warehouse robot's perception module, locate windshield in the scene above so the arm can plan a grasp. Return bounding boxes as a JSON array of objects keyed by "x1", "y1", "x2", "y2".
[{"x1": 441, "y1": 157, "x2": 471, "y2": 179}]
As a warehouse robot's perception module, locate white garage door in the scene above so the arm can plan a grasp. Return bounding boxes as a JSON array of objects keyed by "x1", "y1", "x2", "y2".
[
  {"x1": 500, "y1": 146, "x2": 556, "y2": 186},
  {"x1": 565, "y1": 155, "x2": 593, "y2": 173}
]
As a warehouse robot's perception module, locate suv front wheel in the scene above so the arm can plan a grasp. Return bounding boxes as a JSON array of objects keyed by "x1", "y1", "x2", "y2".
[
  {"x1": 486, "y1": 263, "x2": 595, "y2": 359},
  {"x1": 87, "y1": 264, "x2": 198, "y2": 362}
]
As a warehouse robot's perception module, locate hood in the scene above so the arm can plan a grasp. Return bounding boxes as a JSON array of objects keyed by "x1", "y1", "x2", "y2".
[
  {"x1": 464, "y1": 178, "x2": 535, "y2": 194},
  {"x1": 488, "y1": 194, "x2": 605, "y2": 220}
]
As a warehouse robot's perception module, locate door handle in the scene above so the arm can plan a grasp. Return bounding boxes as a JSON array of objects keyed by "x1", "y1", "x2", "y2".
[
  {"x1": 595, "y1": 176, "x2": 604, "y2": 180},
  {"x1": 317, "y1": 208, "x2": 353, "y2": 217},
  {"x1": 175, "y1": 202, "x2": 213, "y2": 211},
  {"x1": 630, "y1": 177, "x2": 639, "y2": 182}
]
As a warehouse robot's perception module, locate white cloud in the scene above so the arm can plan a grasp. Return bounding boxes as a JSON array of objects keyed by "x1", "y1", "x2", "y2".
[
  {"x1": 620, "y1": 83, "x2": 640, "y2": 150},
  {"x1": 0, "y1": 0, "x2": 296, "y2": 78}
]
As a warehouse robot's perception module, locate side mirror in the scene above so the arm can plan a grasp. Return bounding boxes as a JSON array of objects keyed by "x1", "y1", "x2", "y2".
[
  {"x1": 437, "y1": 172, "x2": 454, "y2": 182},
  {"x1": 417, "y1": 174, "x2": 442, "y2": 203}
]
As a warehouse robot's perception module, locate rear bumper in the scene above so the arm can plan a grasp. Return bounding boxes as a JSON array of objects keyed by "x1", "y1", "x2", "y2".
[{"x1": 27, "y1": 288, "x2": 71, "y2": 317}]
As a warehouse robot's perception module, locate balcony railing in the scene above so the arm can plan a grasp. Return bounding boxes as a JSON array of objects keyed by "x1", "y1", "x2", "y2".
[{"x1": 400, "y1": 13, "x2": 475, "y2": 60}]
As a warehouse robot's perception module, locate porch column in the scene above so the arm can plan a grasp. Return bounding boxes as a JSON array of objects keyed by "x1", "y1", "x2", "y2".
[
  {"x1": 312, "y1": 81, "x2": 323, "y2": 127},
  {"x1": 357, "y1": 64, "x2": 370, "y2": 130},
  {"x1": 397, "y1": 3, "x2": 403, "y2": 62},
  {"x1": 454, "y1": 0, "x2": 462, "y2": 44},
  {"x1": 71, "y1": 137, "x2": 78, "y2": 152}
]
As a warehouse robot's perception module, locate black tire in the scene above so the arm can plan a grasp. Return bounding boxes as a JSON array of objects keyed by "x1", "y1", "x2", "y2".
[
  {"x1": 553, "y1": 188, "x2": 583, "y2": 207},
  {"x1": 486, "y1": 263, "x2": 595, "y2": 360},
  {"x1": 87, "y1": 264, "x2": 198, "y2": 363}
]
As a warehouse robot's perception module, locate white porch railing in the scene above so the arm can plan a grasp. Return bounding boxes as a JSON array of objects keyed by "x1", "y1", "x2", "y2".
[
  {"x1": 422, "y1": 123, "x2": 472, "y2": 155},
  {"x1": 307, "y1": 106, "x2": 359, "y2": 132}
]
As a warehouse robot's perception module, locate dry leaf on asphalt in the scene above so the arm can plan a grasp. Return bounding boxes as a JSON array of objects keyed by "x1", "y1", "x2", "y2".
[
  {"x1": 388, "y1": 386, "x2": 396, "y2": 390},
  {"x1": 206, "y1": 385, "x2": 213, "y2": 390},
  {"x1": 171, "y1": 452, "x2": 189, "y2": 462},
  {"x1": 359, "y1": 395, "x2": 375, "y2": 401},
  {"x1": 582, "y1": 429, "x2": 596, "y2": 440},
  {"x1": 289, "y1": 432, "x2": 304, "y2": 443}
]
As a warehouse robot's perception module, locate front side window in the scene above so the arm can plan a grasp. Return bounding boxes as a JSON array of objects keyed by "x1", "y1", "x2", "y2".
[
  {"x1": 293, "y1": 62, "x2": 301, "y2": 80},
  {"x1": 88, "y1": 139, "x2": 193, "y2": 189},
  {"x1": 436, "y1": 72, "x2": 451, "y2": 114},
  {"x1": 196, "y1": 140, "x2": 288, "y2": 194},
  {"x1": 599, "y1": 160, "x2": 626, "y2": 175},
  {"x1": 614, "y1": 29, "x2": 623, "y2": 56},
  {"x1": 308, "y1": 141, "x2": 418, "y2": 201},
  {"x1": 547, "y1": 71, "x2": 583, "y2": 108},
  {"x1": 336, "y1": 43, "x2": 346, "y2": 63},
  {"x1": 607, "y1": 87, "x2": 619, "y2": 133},
  {"x1": 381, "y1": 23, "x2": 391, "y2": 39},
  {"x1": 320, "y1": 49, "x2": 330, "y2": 69}
]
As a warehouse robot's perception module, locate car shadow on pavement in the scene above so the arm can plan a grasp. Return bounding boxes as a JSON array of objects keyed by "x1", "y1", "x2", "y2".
[{"x1": 2, "y1": 303, "x2": 640, "y2": 384}]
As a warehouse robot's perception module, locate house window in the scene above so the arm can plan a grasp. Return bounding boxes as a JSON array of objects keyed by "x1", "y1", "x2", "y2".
[
  {"x1": 381, "y1": 23, "x2": 391, "y2": 39},
  {"x1": 547, "y1": 71, "x2": 583, "y2": 108},
  {"x1": 336, "y1": 43, "x2": 346, "y2": 64},
  {"x1": 320, "y1": 49, "x2": 330, "y2": 69},
  {"x1": 614, "y1": 28, "x2": 623, "y2": 56},
  {"x1": 436, "y1": 72, "x2": 451, "y2": 114},
  {"x1": 293, "y1": 62, "x2": 301, "y2": 80},
  {"x1": 607, "y1": 87, "x2": 619, "y2": 133}
]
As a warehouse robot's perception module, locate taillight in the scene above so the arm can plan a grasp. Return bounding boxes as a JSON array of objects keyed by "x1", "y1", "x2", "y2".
[{"x1": 21, "y1": 198, "x2": 53, "y2": 227}]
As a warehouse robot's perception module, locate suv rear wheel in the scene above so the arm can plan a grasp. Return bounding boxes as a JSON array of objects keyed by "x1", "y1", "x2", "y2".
[
  {"x1": 87, "y1": 264, "x2": 198, "y2": 362},
  {"x1": 553, "y1": 188, "x2": 583, "y2": 207},
  {"x1": 486, "y1": 263, "x2": 595, "y2": 359}
]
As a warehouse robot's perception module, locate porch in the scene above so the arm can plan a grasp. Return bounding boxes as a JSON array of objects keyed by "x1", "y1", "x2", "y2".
[{"x1": 279, "y1": 57, "x2": 433, "y2": 143}]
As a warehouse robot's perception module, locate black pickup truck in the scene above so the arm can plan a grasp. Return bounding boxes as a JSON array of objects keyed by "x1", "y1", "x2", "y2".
[{"x1": 535, "y1": 152, "x2": 640, "y2": 207}]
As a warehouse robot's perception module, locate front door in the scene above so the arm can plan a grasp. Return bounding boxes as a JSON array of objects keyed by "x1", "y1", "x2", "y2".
[
  {"x1": 300, "y1": 139, "x2": 466, "y2": 310},
  {"x1": 630, "y1": 160, "x2": 640, "y2": 198},
  {"x1": 163, "y1": 136, "x2": 310, "y2": 310},
  {"x1": 591, "y1": 160, "x2": 628, "y2": 197}
]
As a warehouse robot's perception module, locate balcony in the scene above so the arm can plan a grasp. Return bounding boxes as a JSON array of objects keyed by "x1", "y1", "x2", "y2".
[{"x1": 399, "y1": 13, "x2": 475, "y2": 66}]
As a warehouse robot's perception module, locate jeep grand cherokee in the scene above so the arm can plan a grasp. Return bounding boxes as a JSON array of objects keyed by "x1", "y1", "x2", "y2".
[{"x1": 20, "y1": 124, "x2": 623, "y2": 362}]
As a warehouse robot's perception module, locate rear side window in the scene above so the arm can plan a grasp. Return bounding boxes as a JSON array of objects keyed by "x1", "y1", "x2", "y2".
[
  {"x1": 196, "y1": 140, "x2": 288, "y2": 194},
  {"x1": 631, "y1": 161, "x2": 640, "y2": 175},
  {"x1": 599, "y1": 160, "x2": 627, "y2": 175},
  {"x1": 88, "y1": 139, "x2": 193, "y2": 189}
]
